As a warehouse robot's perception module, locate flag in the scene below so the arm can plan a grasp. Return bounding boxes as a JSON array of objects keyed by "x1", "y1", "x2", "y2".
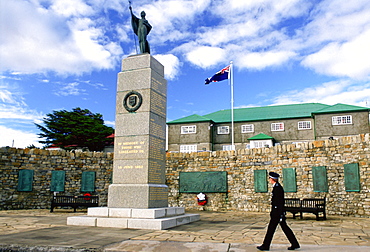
[{"x1": 205, "y1": 65, "x2": 230, "y2": 85}]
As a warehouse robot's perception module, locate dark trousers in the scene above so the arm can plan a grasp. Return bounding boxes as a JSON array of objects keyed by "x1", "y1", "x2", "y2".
[{"x1": 262, "y1": 215, "x2": 299, "y2": 248}]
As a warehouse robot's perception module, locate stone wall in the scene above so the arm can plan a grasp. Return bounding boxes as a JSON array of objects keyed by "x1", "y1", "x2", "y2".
[
  {"x1": 166, "y1": 134, "x2": 370, "y2": 217},
  {"x1": 1, "y1": 134, "x2": 370, "y2": 217},
  {"x1": 0, "y1": 148, "x2": 113, "y2": 210}
]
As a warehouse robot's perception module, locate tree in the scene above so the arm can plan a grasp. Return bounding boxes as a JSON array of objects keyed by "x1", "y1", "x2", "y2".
[{"x1": 35, "y1": 108, "x2": 114, "y2": 151}]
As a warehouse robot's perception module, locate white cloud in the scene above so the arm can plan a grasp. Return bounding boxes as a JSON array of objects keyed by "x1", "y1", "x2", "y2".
[
  {"x1": 50, "y1": 0, "x2": 94, "y2": 17},
  {"x1": 302, "y1": 29, "x2": 370, "y2": 79},
  {"x1": 54, "y1": 82, "x2": 86, "y2": 96},
  {"x1": 154, "y1": 54, "x2": 181, "y2": 80},
  {"x1": 271, "y1": 80, "x2": 370, "y2": 107},
  {"x1": 0, "y1": 126, "x2": 42, "y2": 148},
  {"x1": 0, "y1": 0, "x2": 122, "y2": 75},
  {"x1": 237, "y1": 50, "x2": 296, "y2": 70},
  {"x1": 185, "y1": 46, "x2": 227, "y2": 68}
]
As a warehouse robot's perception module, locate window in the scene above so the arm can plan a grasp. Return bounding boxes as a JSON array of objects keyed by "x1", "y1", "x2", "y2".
[
  {"x1": 271, "y1": 123, "x2": 284, "y2": 131},
  {"x1": 180, "y1": 145, "x2": 197, "y2": 153},
  {"x1": 217, "y1": 126, "x2": 229, "y2": 134},
  {"x1": 253, "y1": 141, "x2": 267, "y2": 148},
  {"x1": 241, "y1": 124, "x2": 254, "y2": 133},
  {"x1": 222, "y1": 145, "x2": 235, "y2": 151},
  {"x1": 251, "y1": 140, "x2": 272, "y2": 148},
  {"x1": 298, "y1": 121, "x2": 312, "y2": 130},
  {"x1": 332, "y1": 115, "x2": 352, "y2": 125},
  {"x1": 181, "y1": 125, "x2": 196, "y2": 134}
]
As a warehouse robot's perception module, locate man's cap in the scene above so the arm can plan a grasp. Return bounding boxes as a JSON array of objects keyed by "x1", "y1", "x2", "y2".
[{"x1": 269, "y1": 172, "x2": 280, "y2": 179}]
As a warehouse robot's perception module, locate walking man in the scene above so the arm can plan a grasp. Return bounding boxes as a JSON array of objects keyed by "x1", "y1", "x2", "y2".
[{"x1": 257, "y1": 172, "x2": 300, "y2": 251}]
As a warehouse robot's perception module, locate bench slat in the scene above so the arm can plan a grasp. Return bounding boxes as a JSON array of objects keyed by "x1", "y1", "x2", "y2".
[
  {"x1": 284, "y1": 198, "x2": 326, "y2": 221},
  {"x1": 50, "y1": 195, "x2": 99, "y2": 212}
]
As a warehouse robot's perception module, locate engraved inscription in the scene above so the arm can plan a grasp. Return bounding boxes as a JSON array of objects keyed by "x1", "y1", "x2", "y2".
[
  {"x1": 151, "y1": 77, "x2": 164, "y2": 93},
  {"x1": 150, "y1": 91, "x2": 166, "y2": 118},
  {"x1": 150, "y1": 137, "x2": 165, "y2": 160},
  {"x1": 149, "y1": 187, "x2": 168, "y2": 201},
  {"x1": 117, "y1": 141, "x2": 145, "y2": 154},
  {"x1": 148, "y1": 160, "x2": 164, "y2": 184},
  {"x1": 150, "y1": 118, "x2": 165, "y2": 139}
]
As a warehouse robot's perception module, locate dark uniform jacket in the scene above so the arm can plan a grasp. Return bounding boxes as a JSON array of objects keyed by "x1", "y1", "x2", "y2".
[{"x1": 270, "y1": 182, "x2": 285, "y2": 218}]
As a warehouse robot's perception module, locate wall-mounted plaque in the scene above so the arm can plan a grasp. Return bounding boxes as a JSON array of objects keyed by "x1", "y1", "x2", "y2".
[
  {"x1": 51, "y1": 170, "x2": 65, "y2": 192},
  {"x1": 283, "y1": 168, "x2": 297, "y2": 192},
  {"x1": 179, "y1": 171, "x2": 227, "y2": 193},
  {"x1": 344, "y1": 163, "x2": 360, "y2": 192},
  {"x1": 18, "y1": 169, "x2": 34, "y2": 192},
  {"x1": 312, "y1": 166, "x2": 328, "y2": 192},
  {"x1": 81, "y1": 171, "x2": 95, "y2": 192},
  {"x1": 254, "y1": 170, "x2": 267, "y2": 193}
]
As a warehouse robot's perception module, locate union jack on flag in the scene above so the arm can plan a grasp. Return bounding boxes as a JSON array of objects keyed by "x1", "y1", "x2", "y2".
[{"x1": 205, "y1": 65, "x2": 230, "y2": 85}]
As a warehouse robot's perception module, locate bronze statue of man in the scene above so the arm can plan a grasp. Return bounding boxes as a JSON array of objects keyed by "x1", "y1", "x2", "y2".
[{"x1": 129, "y1": 6, "x2": 152, "y2": 54}]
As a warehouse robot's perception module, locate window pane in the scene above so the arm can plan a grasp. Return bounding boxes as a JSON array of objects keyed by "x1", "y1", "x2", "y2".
[
  {"x1": 242, "y1": 124, "x2": 254, "y2": 133},
  {"x1": 271, "y1": 123, "x2": 284, "y2": 131},
  {"x1": 217, "y1": 126, "x2": 229, "y2": 134},
  {"x1": 298, "y1": 121, "x2": 311, "y2": 130},
  {"x1": 332, "y1": 115, "x2": 352, "y2": 125},
  {"x1": 180, "y1": 145, "x2": 197, "y2": 153},
  {"x1": 181, "y1": 125, "x2": 196, "y2": 134}
]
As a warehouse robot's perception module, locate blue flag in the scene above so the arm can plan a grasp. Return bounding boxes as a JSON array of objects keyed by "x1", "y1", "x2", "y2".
[{"x1": 205, "y1": 65, "x2": 230, "y2": 85}]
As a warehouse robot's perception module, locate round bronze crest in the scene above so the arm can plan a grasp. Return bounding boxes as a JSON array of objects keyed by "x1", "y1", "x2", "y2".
[{"x1": 123, "y1": 91, "x2": 143, "y2": 112}]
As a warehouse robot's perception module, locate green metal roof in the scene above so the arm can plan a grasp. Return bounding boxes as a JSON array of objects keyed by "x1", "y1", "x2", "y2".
[
  {"x1": 167, "y1": 103, "x2": 370, "y2": 124},
  {"x1": 248, "y1": 133, "x2": 274, "y2": 140},
  {"x1": 167, "y1": 114, "x2": 212, "y2": 124},
  {"x1": 202, "y1": 103, "x2": 330, "y2": 123},
  {"x1": 312, "y1": 103, "x2": 370, "y2": 114}
]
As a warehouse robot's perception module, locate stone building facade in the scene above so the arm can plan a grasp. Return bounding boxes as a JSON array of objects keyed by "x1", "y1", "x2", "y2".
[
  {"x1": 167, "y1": 103, "x2": 370, "y2": 152},
  {"x1": 1, "y1": 133, "x2": 370, "y2": 217}
]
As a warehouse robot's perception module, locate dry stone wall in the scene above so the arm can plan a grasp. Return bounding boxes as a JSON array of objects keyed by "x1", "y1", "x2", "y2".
[
  {"x1": 166, "y1": 134, "x2": 370, "y2": 217},
  {"x1": 0, "y1": 148, "x2": 113, "y2": 210},
  {"x1": 1, "y1": 133, "x2": 369, "y2": 217}
]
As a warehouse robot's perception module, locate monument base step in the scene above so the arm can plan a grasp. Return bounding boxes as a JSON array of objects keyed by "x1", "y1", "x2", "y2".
[{"x1": 67, "y1": 207, "x2": 200, "y2": 230}]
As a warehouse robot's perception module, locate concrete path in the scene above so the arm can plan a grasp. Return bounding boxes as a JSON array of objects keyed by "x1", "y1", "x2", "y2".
[{"x1": 1, "y1": 209, "x2": 370, "y2": 251}]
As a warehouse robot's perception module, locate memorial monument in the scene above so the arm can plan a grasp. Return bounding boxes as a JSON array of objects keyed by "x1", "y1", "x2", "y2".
[{"x1": 67, "y1": 7, "x2": 199, "y2": 229}]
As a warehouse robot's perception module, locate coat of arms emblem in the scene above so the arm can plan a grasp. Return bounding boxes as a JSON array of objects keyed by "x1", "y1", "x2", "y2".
[{"x1": 123, "y1": 91, "x2": 142, "y2": 112}]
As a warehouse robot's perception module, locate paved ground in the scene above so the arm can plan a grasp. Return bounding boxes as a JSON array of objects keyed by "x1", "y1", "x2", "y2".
[{"x1": 1, "y1": 209, "x2": 370, "y2": 251}]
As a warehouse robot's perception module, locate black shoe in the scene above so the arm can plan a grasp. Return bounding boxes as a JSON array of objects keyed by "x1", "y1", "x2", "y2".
[
  {"x1": 287, "y1": 245, "x2": 300, "y2": 250},
  {"x1": 257, "y1": 245, "x2": 269, "y2": 251}
]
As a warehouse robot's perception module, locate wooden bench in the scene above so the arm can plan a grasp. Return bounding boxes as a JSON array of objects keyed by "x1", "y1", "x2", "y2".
[
  {"x1": 285, "y1": 198, "x2": 326, "y2": 221},
  {"x1": 50, "y1": 195, "x2": 99, "y2": 212}
]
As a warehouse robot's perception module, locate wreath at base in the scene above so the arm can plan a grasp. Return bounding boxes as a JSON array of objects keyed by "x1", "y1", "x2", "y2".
[{"x1": 197, "y1": 192, "x2": 207, "y2": 206}]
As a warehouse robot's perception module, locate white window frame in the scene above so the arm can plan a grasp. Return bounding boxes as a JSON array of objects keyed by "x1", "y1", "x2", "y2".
[
  {"x1": 271, "y1": 122, "x2": 284, "y2": 131},
  {"x1": 241, "y1": 124, "x2": 254, "y2": 133},
  {"x1": 181, "y1": 125, "x2": 196, "y2": 134},
  {"x1": 250, "y1": 140, "x2": 273, "y2": 149},
  {"x1": 222, "y1": 145, "x2": 235, "y2": 151},
  {"x1": 217, "y1": 126, "x2": 230, "y2": 134},
  {"x1": 180, "y1": 145, "x2": 197, "y2": 153},
  {"x1": 332, "y1": 115, "x2": 352, "y2": 125},
  {"x1": 298, "y1": 121, "x2": 312, "y2": 130}
]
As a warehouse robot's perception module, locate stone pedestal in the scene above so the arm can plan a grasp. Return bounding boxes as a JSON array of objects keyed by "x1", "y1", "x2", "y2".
[{"x1": 67, "y1": 54, "x2": 199, "y2": 230}]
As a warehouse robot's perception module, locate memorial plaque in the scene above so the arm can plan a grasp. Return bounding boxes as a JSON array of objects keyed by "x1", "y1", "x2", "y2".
[
  {"x1": 254, "y1": 170, "x2": 267, "y2": 193},
  {"x1": 283, "y1": 168, "x2": 297, "y2": 192},
  {"x1": 344, "y1": 163, "x2": 360, "y2": 192},
  {"x1": 81, "y1": 171, "x2": 95, "y2": 192},
  {"x1": 312, "y1": 166, "x2": 328, "y2": 192},
  {"x1": 179, "y1": 171, "x2": 227, "y2": 193},
  {"x1": 18, "y1": 169, "x2": 34, "y2": 192},
  {"x1": 51, "y1": 170, "x2": 65, "y2": 192}
]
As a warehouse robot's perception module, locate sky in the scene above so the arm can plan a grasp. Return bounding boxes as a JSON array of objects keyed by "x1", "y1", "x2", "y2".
[{"x1": 1, "y1": 0, "x2": 370, "y2": 148}]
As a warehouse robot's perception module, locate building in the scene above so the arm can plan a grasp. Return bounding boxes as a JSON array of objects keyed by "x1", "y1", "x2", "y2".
[{"x1": 167, "y1": 103, "x2": 370, "y2": 152}]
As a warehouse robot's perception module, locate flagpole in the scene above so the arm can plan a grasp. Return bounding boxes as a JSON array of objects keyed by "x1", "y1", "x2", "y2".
[{"x1": 230, "y1": 61, "x2": 234, "y2": 150}]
